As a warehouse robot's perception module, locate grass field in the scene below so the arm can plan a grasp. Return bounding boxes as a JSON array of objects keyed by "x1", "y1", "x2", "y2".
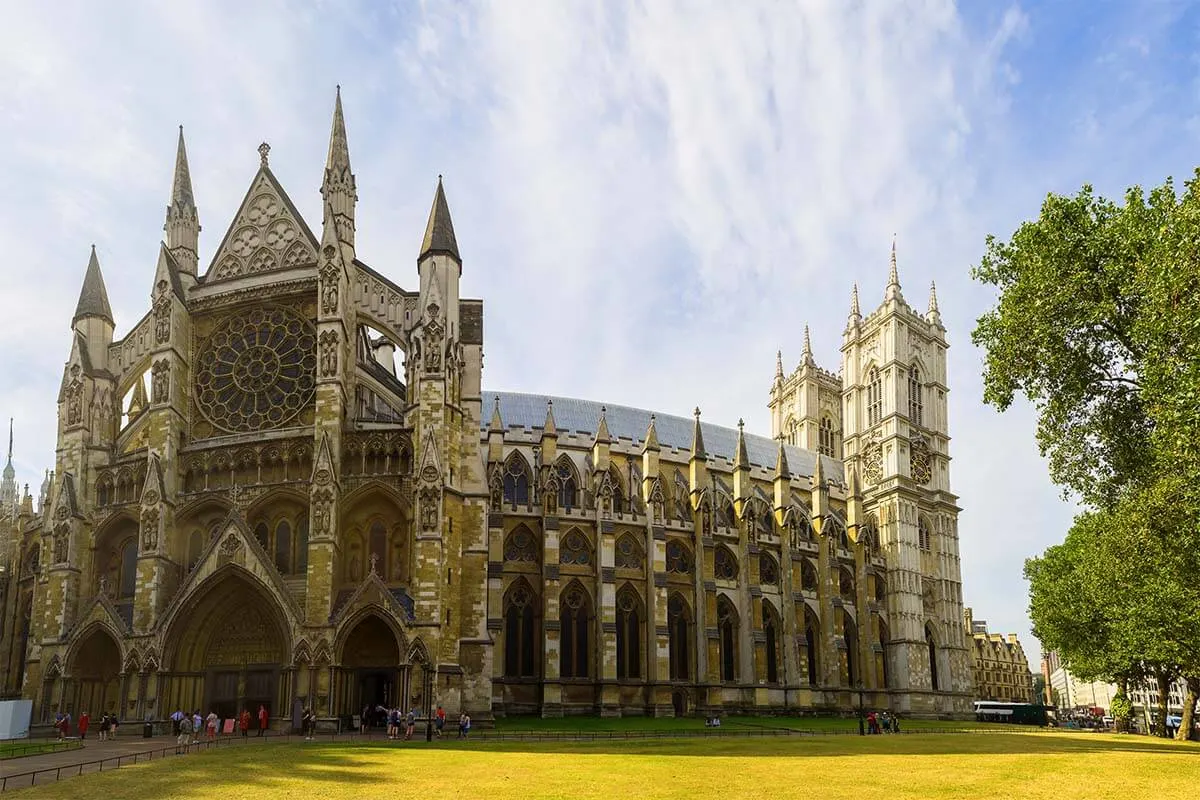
[
  {"x1": 0, "y1": 740, "x2": 80, "y2": 759},
  {"x1": 8, "y1": 731, "x2": 1199, "y2": 799}
]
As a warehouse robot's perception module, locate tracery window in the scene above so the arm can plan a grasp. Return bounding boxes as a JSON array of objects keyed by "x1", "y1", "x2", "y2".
[
  {"x1": 503, "y1": 526, "x2": 538, "y2": 562},
  {"x1": 872, "y1": 573, "x2": 886, "y2": 603},
  {"x1": 559, "y1": 531, "x2": 591, "y2": 566},
  {"x1": 194, "y1": 305, "x2": 318, "y2": 433},
  {"x1": 909, "y1": 366, "x2": 923, "y2": 426},
  {"x1": 789, "y1": 419, "x2": 799, "y2": 446},
  {"x1": 559, "y1": 584, "x2": 591, "y2": 679},
  {"x1": 614, "y1": 534, "x2": 643, "y2": 570},
  {"x1": 757, "y1": 506, "x2": 772, "y2": 539},
  {"x1": 503, "y1": 581, "x2": 538, "y2": 678},
  {"x1": 918, "y1": 517, "x2": 932, "y2": 552},
  {"x1": 763, "y1": 602, "x2": 781, "y2": 684},
  {"x1": 615, "y1": 586, "x2": 642, "y2": 680},
  {"x1": 252, "y1": 514, "x2": 308, "y2": 575},
  {"x1": 666, "y1": 541, "x2": 693, "y2": 575},
  {"x1": 668, "y1": 594, "x2": 691, "y2": 681},
  {"x1": 717, "y1": 595, "x2": 738, "y2": 682},
  {"x1": 759, "y1": 552, "x2": 779, "y2": 586},
  {"x1": 819, "y1": 417, "x2": 835, "y2": 458},
  {"x1": 503, "y1": 454, "x2": 531, "y2": 507},
  {"x1": 118, "y1": 539, "x2": 137, "y2": 599},
  {"x1": 866, "y1": 368, "x2": 882, "y2": 426},
  {"x1": 675, "y1": 472, "x2": 691, "y2": 522},
  {"x1": 555, "y1": 459, "x2": 577, "y2": 511},
  {"x1": 839, "y1": 569, "x2": 856, "y2": 602},
  {"x1": 714, "y1": 546, "x2": 739, "y2": 581},
  {"x1": 800, "y1": 559, "x2": 818, "y2": 592},
  {"x1": 716, "y1": 497, "x2": 735, "y2": 529}
]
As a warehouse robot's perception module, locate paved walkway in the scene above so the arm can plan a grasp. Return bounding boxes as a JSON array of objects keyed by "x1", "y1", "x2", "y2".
[{"x1": 0, "y1": 732, "x2": 284, "y2": 791}]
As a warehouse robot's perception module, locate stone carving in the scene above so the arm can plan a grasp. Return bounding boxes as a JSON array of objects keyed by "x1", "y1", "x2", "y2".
[
  {"x1": 53, "y1": 523, "x2": 69, "y2": 564},
  {"x1": 489, "y1": 471, "x2": 503, "y2": 512},
  {"x1": 319, "y1": 330, "x2": 339, "y2": 377},
  {"x1": 862, "y1": 430, "x2": 883, "y2": 485},
  {"x1": 420, "y1": 486, "x2": 439, "y2": 531},
  {"x1": 320, "y1": 264, "x2": 340, "y2": 315},
  {"x1": 66, "y1": 381, "x2": 83, "y2": 426},
  {"x1": 423, "y1": 303, "x2": 444, "y2": 373},
  {"x1": 153, "y1": 281, "x2": 171, "y2": 344},
  {"x1": 910, "y1": 435, "x2": 932, "y2": 485},
  {"x1": 311, "y1": 489, "x2": 334, "y2": 537},
  {"x1": 151, "y1": 359, "x2": 170, "y2": 404},
  {"x1": 420, "y1": 464, "x2": 439, "y2": 485},
  {"x1": 208, "y1": 172, "x2": 316, "y2": 281},
  {"x1": 141, "y1": 506, "x2": 159, "y2": 551},
  {"x1": 922, "y1": 578, "x2": 936, "y2": 613},
  {"x1": 218, "y1": 532, "x2": 242, "y2": 557}
]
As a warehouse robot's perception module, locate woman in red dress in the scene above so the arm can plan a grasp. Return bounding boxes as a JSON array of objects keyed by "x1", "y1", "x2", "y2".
[{"x1": 239, "y1": 709, "x2": 251, "y2": 737}]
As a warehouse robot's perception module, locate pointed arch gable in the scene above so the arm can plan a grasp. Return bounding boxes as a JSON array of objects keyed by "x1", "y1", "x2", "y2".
[
  {"x1": 335, "y1": 606, "x2": 409, "y2": 664},
  {"x1": 66, "y1": 620, "x2": 126, "y2": 674},
  {"x1": 408, "y1": 637, "x2": 432, "y2": 666}
]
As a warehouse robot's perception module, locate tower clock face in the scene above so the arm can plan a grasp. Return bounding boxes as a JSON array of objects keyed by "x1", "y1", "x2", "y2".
[{"x1": 195, "y1": 305, "x2": 317, "y2": 433}]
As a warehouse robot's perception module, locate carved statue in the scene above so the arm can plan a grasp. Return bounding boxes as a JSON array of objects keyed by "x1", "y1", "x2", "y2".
[
  {"x1": 153, "y1": 297, "x2": 171, "y2": 344},
  {"x1": 53, "y1": 524, "x2": 69, "y2": 564},
  {"x1": 321, "y1": 280, "x2": 338, "y2": 316},
  {"x1": 151, "y1": 360, "x2": 170, "y2": 404},
  {"x1": 319, "y1": 330, "x2": 339, "y2": 377},
  {"x1": 66, "y1": 382, "x2": 83, "y2": 426},
  {"x1": 141, "y1": 508, "x2": 159, "y2": 551}
]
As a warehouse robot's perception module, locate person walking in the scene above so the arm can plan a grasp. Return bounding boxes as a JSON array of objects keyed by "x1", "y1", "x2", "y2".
[
  {"x1": 434, "y1": 705, "x2": 445, "y2": 738},
  {"x1": 175, "y1": 714, "x2": 192, "y2": 754},
  {"x1": 98, "y1": 713, "x2": 109, "y2": 742},
  {"x1": 257, "y1": 704, "x2": 268, "y2": 737},
  {"x1": 78, "y1": 711, "x2": 90, "y2": 740},
  {"x1": 192, "y1": 711, "x2": 203, "y2": 745},
  {"x1": 206, "y1": 710, "x2": 218, "y2": 742},
  {"x1": 109, "y1": 714, "x2": 118, "y2": 737},
  {"x1": 239, "y1": 708, "x2": 250, "y2": 738},
  {"x1": 404, "y1": 708, "x2": 416, "y2": 741},
  {"x1": 461, "y1": 712, "x2": 471, "y2": 740},
  {"x1": 301, "y1": 708, "x2": 314, "y2": 741}
]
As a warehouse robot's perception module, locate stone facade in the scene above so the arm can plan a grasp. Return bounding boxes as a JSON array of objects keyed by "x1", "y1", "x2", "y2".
[
  {"x1": 0, "y1": 93, "x2": 972, "y2": 724},
  {"x1": 964, "y1": 608, "x2": 1033, "y2": 703}
]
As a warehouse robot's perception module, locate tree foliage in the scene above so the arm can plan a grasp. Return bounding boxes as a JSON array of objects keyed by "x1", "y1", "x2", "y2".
[{"x1": 979, "y1": 172, "x2": 1200, "y2": 738}]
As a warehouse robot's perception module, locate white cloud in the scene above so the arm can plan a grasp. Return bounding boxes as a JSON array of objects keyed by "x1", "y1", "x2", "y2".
[{"x1": 3, "y1": 0, "x2": 1195, "y2": 667}]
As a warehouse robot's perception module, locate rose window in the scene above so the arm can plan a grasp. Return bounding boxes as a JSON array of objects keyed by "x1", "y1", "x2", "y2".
[{"x1": 195, "y1": 305, "x2": 317, "y2": 433}]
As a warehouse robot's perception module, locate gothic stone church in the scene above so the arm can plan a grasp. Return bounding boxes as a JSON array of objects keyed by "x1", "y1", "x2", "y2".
[{"x1": 0, "y1": 92, "x2": 972, "y2": 725}]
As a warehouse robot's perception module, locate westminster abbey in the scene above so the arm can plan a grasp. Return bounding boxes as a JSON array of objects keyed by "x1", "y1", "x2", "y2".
[{"x1": 0, "y1": 91, "x2": 972, "y2": 725}]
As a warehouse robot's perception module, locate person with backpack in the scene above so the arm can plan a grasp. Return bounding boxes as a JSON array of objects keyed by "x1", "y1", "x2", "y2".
[
  {"x1": 176, "y1": 714, "x2": 192, "y2": 754},
  {"x1": 404, "y1": 708, "x2": 416, "y2": 741}
]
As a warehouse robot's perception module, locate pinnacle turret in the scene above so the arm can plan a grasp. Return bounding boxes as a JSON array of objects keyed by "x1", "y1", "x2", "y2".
[
  {"x1": 593, "y1": 406, "x2": 612, "y2": 445},
  {"x1": 802, "y1": 324, "x2": 815, "y2": 366},
  {"x1": 543, "y1": 399, "x2": 557, "y2": 437},
  {"x1": 733, "y1": 419, "x2": 750, "y2": 471},
  {"x1": 73, "y1": 246, "x2": 114, "y2": 326},
  {"x1": 322, "y1": 86, "x2": 357, "y2": 249},
  {"x1": 419, "y1": 175, "x2": 460, "y2": 264},
  {"x1": 0, "y1": 418, "x2": 15, "y2": 514},
  {"x1": 927, "y1": 281, "x2": 943, "y2": 327},
  {"x1": 643, "y1": 414, "x2": 660, "y2": 453},
  {"x1": 690, "y1": 407, "x2": 707, "y2": 461},
  {"x1": 846, "y1": 282, "x2": 862, "y2": 332},
  {"x1": 885, "y1": 235, "x2": 903, "y2": 303},
  {"x1": 488, "y1": 396, "x2": 504, "y2": 433},
  {"x1": 164, "y1": 126, "x2": 200, "y2": 274},
  {"x1": 775, "y1": 437, "x2": 790, "y2": 480},
  {"x1": 775, "y1": 350, "x2": 784, "y2": 380}
]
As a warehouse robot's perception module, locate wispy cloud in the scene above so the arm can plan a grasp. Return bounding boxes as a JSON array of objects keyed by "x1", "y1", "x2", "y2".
[{"x1": 3, "y1": 0, "x2": 1199, "y2": 661}]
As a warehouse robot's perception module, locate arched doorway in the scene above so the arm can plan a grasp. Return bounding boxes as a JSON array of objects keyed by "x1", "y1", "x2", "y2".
[
  {"x1": 69, "y1": 627, "x2": 122, "y2": 716},
  {"x1": 339, "y1": 613, "x2": 402, "y2": 726},
  {"x1": 163, "y1": 571, "x2": 290, "y2": 722}
]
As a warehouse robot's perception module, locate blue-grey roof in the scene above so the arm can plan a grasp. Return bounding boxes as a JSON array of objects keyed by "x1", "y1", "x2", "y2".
[{"x1": 481, "y1": 390, "x2": 842, "y2": 481}]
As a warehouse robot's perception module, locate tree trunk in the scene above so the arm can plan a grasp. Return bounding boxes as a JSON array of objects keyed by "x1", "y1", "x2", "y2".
[
  {"x1": 1175, "y1": 676, "x2": 1198, "y2": 742},
  {"x1": 1155, "y1": 670, "x2": 1171, "y2": 738}
]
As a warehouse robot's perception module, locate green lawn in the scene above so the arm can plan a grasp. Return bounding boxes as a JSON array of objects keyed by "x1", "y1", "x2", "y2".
[
  {"x1": 489, "y1": 714, "x2": 1009, "y2": 734},
  {"x1": 0, "y1": 740, "x2": 80, "y2": 759},
  {"x1": 10, "y1": 731, "x2": 1200, "y2": 799}
]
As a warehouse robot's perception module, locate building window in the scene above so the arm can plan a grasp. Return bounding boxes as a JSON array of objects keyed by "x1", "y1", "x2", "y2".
[
  {"x1": 560, "y1": 531, "x2": 591, "y2": 566},
  {"x1": 668, "y1": 594, "x2": 691, "y2": 681},
  {"x1": 717, "y1": 596, "x2": 738, "y2": 682},
  {"x1": 714, "y1": 546, "x2": 739, "y2": 581},
  {"x1": 560, "y1": 584, "x2": 591, "y2": 678},
  {"x1": 909, "y1": 366, "x2": 923, "y2": 426},
  {"x1": 615, "y1": 534, "x2": 643, "y2": 570},
  {"x1": 555, "y1": 458, "x2": 577, "y2": 511},
  {"x1": 800, "y1": 559, "x2": 818, "y2": 592},
  {"x1": 503, "y1": 525, "x2": 539, "y2": 562},
  {"x1": 759, "y1": 552, "x2": 779, "y2": 585},
  {"x1": 503, "y1": 454, "x2": 531, "y2": 506},
  {"x1": 867, "y1": 368, "x2": 882, "y2": 426},
  {"x1": 616, "y1": 586, "x2": 641, "y2": 680},
  {"x1": 503, "y1": 581, "x2": 538, "y2": 678},
  {"x1": 763, "y1": 602, "x2": 780, "y2": 684},
  {"x1": 819, "y1": 417, "x2": 835, "y2": 458},
  {"x1": 918, "y1": 518, "x2": 931, "y2": 552},
  {"x1": 666, "y1": 541, "x2": 693, "y2": 574},
  {"x1": 789, "y1": 419, "x2": 799, "y2": 446},
  {"x1": 805, "y1": 607, "x2": 820, "y2": 685},
  {"x1": 119, "y1": 539, "x2": 137, "y2": 599},
  {"x1": 843, "y1": 610, "x2": 858, "y2": 687},
  {"x1": 927, "y1": 626, "x2": 940, "y2": 691}
]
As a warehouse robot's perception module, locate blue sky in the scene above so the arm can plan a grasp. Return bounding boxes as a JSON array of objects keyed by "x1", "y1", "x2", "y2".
[{"x1": 2, "y1": 0, "x2": 1199, "y2": 664}]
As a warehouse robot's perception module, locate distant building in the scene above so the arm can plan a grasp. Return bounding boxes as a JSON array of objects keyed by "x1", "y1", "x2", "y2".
[
  {"x1": 1047, "y1": 666, "x2": 1118, "y2": 713},
  {"x1": 964, "y1": 608, "x2": 1034, "y2": 703}
]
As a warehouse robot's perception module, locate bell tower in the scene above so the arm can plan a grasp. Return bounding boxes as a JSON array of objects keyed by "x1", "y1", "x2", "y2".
[{"x1": 839, "y1": 239, "x2": 968, "y2": 715}]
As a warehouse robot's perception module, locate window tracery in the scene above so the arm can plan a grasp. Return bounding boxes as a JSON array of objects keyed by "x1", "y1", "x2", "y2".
[
  {"x1": 714, "y1": 545, "x2": 738, "y2": 581},
  {"x1": 759, "y1": 552, "x2": 779, "y2": 585},
  {"x1": 909, "y1": 365, "x2": 924, "y2": 426},
  {"x1": 616, "y1": 585, "x2": 641, "y2": 680},
  {"x1": 194, "y1": 305, "x2": 318, "y2": 433},
  {"x1": 819, "y1": 417, "x2": 835, "y2": 458},
  {"x1": 503, "y1": 581, "x2": 538, "y2": 678},
  {"x1": 666, "y1": 541, "x2": 693, "y2": 575},
  {"x1": 560, "y1": 530, "x2": 591, "y2": 566},
  {"x1": 503, "y1": 526, "x2": 538, "y2": 562},
  {"x1": 667, "y1": 594, "x2": 691, "y2": 681},
  {"x1": 560, "y1": 583, "x2": 591, "y2": 678},
  {"x1": 502, "y1": 454, "x2": 531, "y2": 506},
  {"x1": 867, "y1": 367, "x2": 882, "y2": 426},
  {"x1": 615, "y1": 534, "x2": 643, "y2": 570}
]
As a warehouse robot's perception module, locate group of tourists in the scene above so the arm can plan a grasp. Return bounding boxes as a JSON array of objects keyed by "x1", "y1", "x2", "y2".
[
  {"x1": 864, "y1": 711, "x2": 901, "y2": 734},
  {"x1": 53, "y1": 710, "x2": 120, "y2": 741},
  {"x1": 362, "y1": 704, "x2": 470, "y2": 740},
  {"x1": 170, "y1": 704, "x2": 270, "y2": 750}
]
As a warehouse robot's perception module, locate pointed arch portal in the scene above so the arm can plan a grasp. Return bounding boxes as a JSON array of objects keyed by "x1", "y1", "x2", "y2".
[
  {"x1": 335, "y1": 612, "x2": 407, "y2": 726},
  {"x1": 67, "y1": 626, "x2": 123, "y2": 716},
  {"x1": 161, "y1": 570, "x2": 291, "y2": 722}
]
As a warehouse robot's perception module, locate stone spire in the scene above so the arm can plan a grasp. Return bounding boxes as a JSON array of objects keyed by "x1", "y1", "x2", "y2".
[
  {"x1": 38, "y1": 469, "x2": 51, "y2": 514},
  {"x1": 488, "y1": 396, "x2": 503, "y2": 433},
  {"x1": 73, "y1": 246, "x2": 114, "y2": 326},
  {"x1": 927, "y1": 281, "x2": 943, "y2": 327},
  {"x1": 775, "y1": 350, "x2": 784, "y2": 380},
  {"x1": 733, "y1": 419, "x2": 750, "y2": 471},
  {"x1": 885, "y1": 235, "x2": 903, "y2": 302},
  {"x1": 775, "y1": 437, "x2": 790, "y2": 480},
  {"x1": 419, "y1": 176, "x2": 460, "y2": 264},
  {"x1": 0, "y1": 418, "x2": 15, "y2": 513},
  {"x1": 542, "y1": 399, "x2": 557, "y2": 437},
  {"x1": 812, "y1": 450, "x2": 825, "y2": 488},
  {"x1": 593, "y1": 406, "x2": 612, "y2": 445},
  {"x1": 845, "y1": 282, "x2": 862, "y2": 333},
  {"x1": 321, "y1": 86, "x2": 357, "y2": 248},
  {"x1": 802, "y1": 324, "x2": 815, "y2": 366},
  {"x1": 690, "y1": 407, "x2": 706, "y2": 460},
  {"x1": 642, "y1": 414, "x2": 660, "y2": 453},
  {"x1": 165, "y1": 126, "x2": 200, "y2": 274}
]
